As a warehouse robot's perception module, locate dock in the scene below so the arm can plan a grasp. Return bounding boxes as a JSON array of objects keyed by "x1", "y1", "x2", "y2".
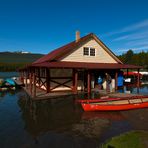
[
  {"x1": 22, "y1": 83, "x2": 144, "y2": 101},
  {"x1": 23, "y1": 86, "x2": 77, "y2": 100}
]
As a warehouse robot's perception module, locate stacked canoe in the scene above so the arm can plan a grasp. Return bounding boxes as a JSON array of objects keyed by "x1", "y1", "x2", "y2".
[{"x1": 0, "y1": 78, "x2": 16, "y2": 91}]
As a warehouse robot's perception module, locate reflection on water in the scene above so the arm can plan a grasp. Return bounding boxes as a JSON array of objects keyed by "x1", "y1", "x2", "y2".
[
  {"x1": 0, "y1": 83, "x2": 148, "y2": 147},
  {"x1": 118, "y1": 84, "x2": 148, "y2": 95},
  {"x1": 18, "y1": 92, "x2": 134, "y2": 147},
  {"x1": 18, "y1": 95, "x2": 83, "y2": 137}
]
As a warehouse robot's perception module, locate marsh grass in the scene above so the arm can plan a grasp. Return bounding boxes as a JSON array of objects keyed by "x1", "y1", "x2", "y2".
[{"x1": 101, "y1": 131, "x2": 148, "y2": 148}]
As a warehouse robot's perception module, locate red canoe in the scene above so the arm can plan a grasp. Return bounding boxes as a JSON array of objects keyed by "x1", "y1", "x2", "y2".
[
  {"x1": 81, "y1": 96, "x2": 148, "y2": 111},
  {"x1": 77, "y1": 96, "x2": 147, "y2": 103},
  {"x1": 77, "y1": 97, "x2": 122, "y2": 103}
]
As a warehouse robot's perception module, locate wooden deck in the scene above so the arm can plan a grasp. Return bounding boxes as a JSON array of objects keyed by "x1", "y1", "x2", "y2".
[
  {"x1": 23, "y1": 86, "x2": 77, "y2": 100},
  {"x1": 22, "y1": 84, "x2": 144, "y2": 101},
  {"x1": 92, "y1": 88, "x2": 142, "y2": 98}
]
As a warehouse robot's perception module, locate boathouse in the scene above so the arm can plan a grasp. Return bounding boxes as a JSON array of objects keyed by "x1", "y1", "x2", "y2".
[{"x1": 20, "y1": 31, "x2": 142, "y2": 97}]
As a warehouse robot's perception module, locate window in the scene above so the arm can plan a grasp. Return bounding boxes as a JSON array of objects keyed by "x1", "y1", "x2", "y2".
[
  {"x1": 83, "y1": 47, "x2": 89, "y2": 55},
  {"x1": 83, "y1": 47, "x2": 95, "y2": 56},
  {"x1": 90, "y1": 48, "x2": 95, "y2": 56}
]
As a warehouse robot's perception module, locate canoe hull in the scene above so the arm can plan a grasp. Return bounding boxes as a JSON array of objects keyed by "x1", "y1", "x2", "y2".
[
  {"x1": 81, "y1": 102, "x2": 148, "y2": 111},
  {"x1": 77, "y1": 98, "x2": 121, "y2": 103},
  {"x1": 77, "y1": 96, "x2": 147, "y2": 103}
]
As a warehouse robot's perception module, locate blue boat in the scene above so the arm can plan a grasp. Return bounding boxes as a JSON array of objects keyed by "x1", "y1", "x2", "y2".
[{"x1": 5, "y1": 78, "x2": 16, "y2": 86}]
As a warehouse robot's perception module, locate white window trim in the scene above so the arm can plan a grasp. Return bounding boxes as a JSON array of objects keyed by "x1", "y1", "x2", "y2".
[{"x1": 83, "y1": 47, "x2": 95, "y2": 56}]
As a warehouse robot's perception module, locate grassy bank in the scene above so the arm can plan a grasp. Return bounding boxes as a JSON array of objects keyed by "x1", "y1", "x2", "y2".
[{"x1": 102, "y1": 130, "x2": 148, "y2": 148}]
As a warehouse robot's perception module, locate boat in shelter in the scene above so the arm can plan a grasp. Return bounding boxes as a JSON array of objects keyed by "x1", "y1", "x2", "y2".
[{"x1": 81, "y1": 96, "x2": 148, "y2": 111}]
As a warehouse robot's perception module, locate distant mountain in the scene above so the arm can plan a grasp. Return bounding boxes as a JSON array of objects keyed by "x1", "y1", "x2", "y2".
[{"x1": 0, "y1": 52, "x2": 44, "y2": 63}]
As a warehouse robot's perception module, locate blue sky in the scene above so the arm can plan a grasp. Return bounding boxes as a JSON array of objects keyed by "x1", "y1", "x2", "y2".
[{"x1": 0, "y1": 0, "x2": 148, "y2": 55}]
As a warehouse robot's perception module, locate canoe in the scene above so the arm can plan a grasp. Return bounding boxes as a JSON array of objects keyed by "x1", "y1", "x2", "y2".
[
  {"x1": 77, "y1": 96, "x2": 147, "y2": 103},
  {"x1": 0, "y1": 87, "x2": 16, "y2": 91},
  {"x1": 5, "y1": 78, "x2": 16, "y2": 86},
  {"x1": 77, "y1": 97, "x2": 122, "y2": 103},
  {"x1": 81, "y1": 96, "x2": 148, "y2": 111}
]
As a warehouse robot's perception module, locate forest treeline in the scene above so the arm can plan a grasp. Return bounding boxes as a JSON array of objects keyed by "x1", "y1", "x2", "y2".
[
  {"x1": 0, "y1": 52, "x2": 43, "y2": 72},
  {"x1": 0, "y1": 62, "x2": 31, "y2": 72},
  {"x1": 118, "y1": 50, "x2": 148, "y2": 69},
  {"x1": 0, "y1": 50, "x2": 148, "y2": 72}
]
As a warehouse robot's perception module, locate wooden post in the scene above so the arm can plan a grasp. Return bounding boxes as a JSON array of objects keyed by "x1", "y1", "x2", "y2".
[
  {"x1": 127, "y1": 69, "x2": 129, "y2": 77},
  {"x1": 87, "y1": 70, "x2": 91, "y2": 94},
  {"x1": 38, "y1": 68, "x2": 40, "y2": 87},
  {"x1": 22, "y1": 70, "x2": 25, "y2": 84},
  {"x1": 25, "y1": 70, "x2": 27, "y2": 88},
  {"x1": 72, "y1": 69, "x2": 75, "y2": 92},
  {"x1": 115, "y1": 71, "x2": 118, "y2": 91},
  {"x1": 137, "y1": 69, "x2": 140, "y2": 87},
  {"x1": 21, "y1": 71, "x2": 24, "y2": 83},
  {"x1": 46, "y1": 68, "x2": 50, "y2": 93},
  {"x1": 19, "y1": 71, "x2": 22, "y2": 82},
  {"x1": 30, "y1": 71, "x2": 33, "y2": 96},
  {"x1": 74, "y1": 69, "x2": 78, "y2": 93},
  {"x1": 33, "y1": 72, "x2": 36, "y2": 98}
]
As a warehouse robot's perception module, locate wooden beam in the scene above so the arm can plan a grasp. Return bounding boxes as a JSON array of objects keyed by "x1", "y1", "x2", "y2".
[
  {"x1": 29, "y1": 72, "x2": 33, "y2": 95},
  {"x1": 72, "y1": 69, "x2": 75, "y2": 92},
  {"x1": 137, "y1": 69, "x2": 140, "y2": 88},
  {"x1": 25, "y1": 70, "x2": 28, "y2": 88},
  {"x1": 46, "y1": 68, "x2": 50, "y2": 93},
  {"x1": 33, "y1": 72, "x2": 36, "y2": 98},
  {"x1": 40, "y1": 79, "x2": 47, "y2": 88},
  {"x1": 127, "y1": 69, "x2": 129, "y2": 77},
  {"x1": 38, "y1": 68, "x2": 41, "y2": 87},
  {"x1": 74, "y1": 69, "x2": 78, "y2": 93},
  {"x1": 87, "y1": 70, "x2": 91, "y2": 94},
  {"x1": 50, "y1": 79, "x2": 72, "y2": 91},
  {"x1": 115, "y1": 71, "x2": 118, "y2": 91},
  {"x1": 21, "y1": 71, "x2": 24, "y2": 83}
]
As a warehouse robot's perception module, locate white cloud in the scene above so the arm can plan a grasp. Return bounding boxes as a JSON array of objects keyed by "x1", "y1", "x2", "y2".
[
  {"x1": 113, "y1": 30, "x2": 148, "y2": 41},
  {"x1": 126, "y1": 39, "x2": 148, "y2": 46},
  {"x1": 102, "y1": 19, "x2": 148, "y2": 37},
  {"x1": 101, "y1": 19, "x2": 148, "y2": 54}
]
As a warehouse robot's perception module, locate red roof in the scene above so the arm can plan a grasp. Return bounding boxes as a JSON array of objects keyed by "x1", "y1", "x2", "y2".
[
  {"x1": 32, "y1": 61, "x2": 142, "y2": 69},
  {"x1": 33, "y1": 33, "x2": 122, "y2": 64},
  {"x1": 30, "y1": 33, "x2": 142, "y2": 70}
]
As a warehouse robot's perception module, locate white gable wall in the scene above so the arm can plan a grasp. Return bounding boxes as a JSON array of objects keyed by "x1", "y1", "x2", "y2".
[{"x1": 60, "y1": 39, "x2": 117, "y2": 63}]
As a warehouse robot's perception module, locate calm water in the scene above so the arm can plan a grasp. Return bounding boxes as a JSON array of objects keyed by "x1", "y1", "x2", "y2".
[
  {"x1": 0, "y1": 72, "x2": 19, "y2": 79},
  {"x1": 0, "y1": 72, "x2": 148, "y2": 148}
]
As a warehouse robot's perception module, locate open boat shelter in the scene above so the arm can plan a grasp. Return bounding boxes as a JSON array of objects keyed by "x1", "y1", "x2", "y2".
[{"x1": 19, "y1": 32, "x2": 142, "y2": 98}]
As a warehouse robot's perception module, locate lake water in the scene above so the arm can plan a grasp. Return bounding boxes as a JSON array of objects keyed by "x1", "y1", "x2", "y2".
[
  {"x1": 0, "y1": 72, "x2": 19, "y2": 79},
  {"x1": 0, "y1": 72, "x2": 148, "y2": 148}
]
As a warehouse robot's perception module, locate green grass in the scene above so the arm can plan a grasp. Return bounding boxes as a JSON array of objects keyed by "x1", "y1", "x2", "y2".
[{"x1": 101, "y1": 131, "x2": 148, "y2": 148}]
